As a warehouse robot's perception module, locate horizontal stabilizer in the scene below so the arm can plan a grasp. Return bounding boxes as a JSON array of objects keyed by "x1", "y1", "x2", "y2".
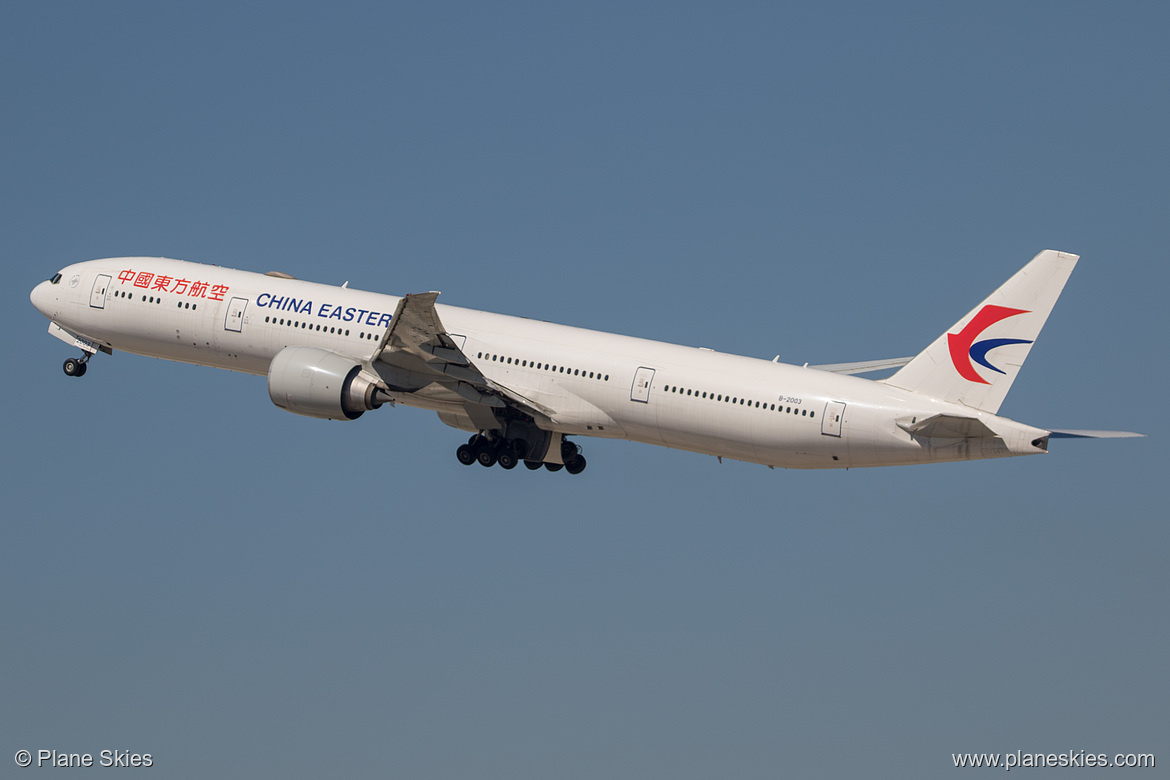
[
  {"x1": 809, "y1": 357, "x2": 914, "y2": 375},
  {"x1": 1048, "y1": 429, "x2": 1145, "y2": 439},
  {"x1": 897, "y1": 414, "x2": 998, "y2": 439}
]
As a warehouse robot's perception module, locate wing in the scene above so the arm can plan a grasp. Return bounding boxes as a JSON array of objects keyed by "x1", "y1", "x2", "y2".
[{"x1": 370, "y1": 292, "x2": 554, "y2": 429}]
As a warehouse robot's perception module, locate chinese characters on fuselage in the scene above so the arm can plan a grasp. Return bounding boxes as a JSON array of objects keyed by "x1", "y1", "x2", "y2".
[{"x1": 117, "y1": 269, "x2": 229, "y2": 301}]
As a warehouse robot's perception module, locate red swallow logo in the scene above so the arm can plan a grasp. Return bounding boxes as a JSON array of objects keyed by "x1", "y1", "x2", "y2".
[{"x1": 947, "y1": 305, "x2": 1033, "y2": 384}]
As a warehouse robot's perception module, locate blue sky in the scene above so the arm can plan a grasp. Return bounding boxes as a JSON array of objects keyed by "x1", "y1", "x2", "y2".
[{"x1": 3, "y1": 3, "x2": 1166, "y2": 777}]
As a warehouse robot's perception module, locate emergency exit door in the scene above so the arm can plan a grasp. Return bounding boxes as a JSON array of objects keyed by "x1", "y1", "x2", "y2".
[
  {"x1": 224, "y1": 297, "x2": 248, "y2": 332},
  {"x1": 89, "y1": 274, "x2": 111, "y2": 308},
  {"x1": 630, "y1": 367, "x2": 655, "y2": 403},
  {"x1": 822, "y1": 401, "x2": 846, "y2": 437}
]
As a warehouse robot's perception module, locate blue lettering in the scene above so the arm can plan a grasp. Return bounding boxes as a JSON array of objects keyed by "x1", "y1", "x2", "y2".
[
  {"x1": 354, "y1": 309, "x2": 368, "y2": 323},
  {"x1": 344, "y1": 307, "x2": 355, "y2": 322},
  {"x1": 299, "y1": 300, "x2": 313, "y2": 315},
  {"x1": 377, "y1": 313, "x2": 392, "y2": 328},
  {"x1": 365, "y1": 311, "x2": 379, "y2": 326},
  {"x1": 270, "y1": 296, "x2": 285, "y2": 310},
  {"x1": 318, "y1": 303, "x2": 332, "y2": 318},
  {"x1": 287, "y1": 298, "x2": 300, "y2": 312},
  {"x1": 329, "y1": 307, "x2": 343, "y2": 320},
  {"x1": 257, "y1": 293, "x2": 271, "y2": 307}
]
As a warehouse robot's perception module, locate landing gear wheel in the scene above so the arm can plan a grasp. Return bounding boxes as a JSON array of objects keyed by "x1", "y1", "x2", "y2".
[
  {"x1": 477, "y1": 449, "x2": 497, "y2": 468},
  {"x1": 75, "y1": 362, "x2": 87, "y2": 377},
  {"x1": 63, "y1": 358, "x2": 84, "y2": 377},
  {"x1": 565, "y1": 455, "x2": 587, "y2": 475},
  {"x1": 497, "y1": 448, "x2": 518, "y2": 470},
  {"x1": 544, "y1": 462, "x2": 564, "y2": 472},
  {"x1": 456, "y1": 444, "x2": 476, "y2": 466},
  {"x1": 524, "y1": 460, "x2": 543, "y2": 470}
]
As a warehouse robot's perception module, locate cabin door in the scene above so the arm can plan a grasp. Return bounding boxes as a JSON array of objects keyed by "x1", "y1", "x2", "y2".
[
  {"x1": 89, "y1": 274, "x2": 111, "y2": 308},
  {"x1": 822, "y1": 401, "x2": 846, "y2": 437},
  {"x1": 225, "y1": 297, "x2": 248, "y2": 332},
  {"x1": 630, "y1": 367, "x2": 655, "y2": 403}
]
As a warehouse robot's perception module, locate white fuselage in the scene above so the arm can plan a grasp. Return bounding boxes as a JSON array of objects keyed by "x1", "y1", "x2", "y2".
[{"x1": 30, "y1": 257, "x2": 1050, "y2": 469}]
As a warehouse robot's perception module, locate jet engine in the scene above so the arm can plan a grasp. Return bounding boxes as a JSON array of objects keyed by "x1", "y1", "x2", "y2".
[{"x1": 267, "y1": 346, "x2": 383, "y2": 420}]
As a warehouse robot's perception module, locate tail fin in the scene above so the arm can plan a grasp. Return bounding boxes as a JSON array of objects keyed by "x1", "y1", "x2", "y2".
[{"x1": 882, "y1": 250, "x2": 1078, "y2": 413}]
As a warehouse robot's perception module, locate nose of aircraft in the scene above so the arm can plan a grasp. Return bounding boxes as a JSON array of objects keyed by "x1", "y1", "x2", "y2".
[{"x1": 30, "y1": 279, "x2": 52, "y2": 317}]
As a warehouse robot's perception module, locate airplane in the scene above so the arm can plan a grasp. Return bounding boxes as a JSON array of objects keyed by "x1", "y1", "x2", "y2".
[{"x1": 29, "y1": 250, "x2": 1140, "y2": 473}]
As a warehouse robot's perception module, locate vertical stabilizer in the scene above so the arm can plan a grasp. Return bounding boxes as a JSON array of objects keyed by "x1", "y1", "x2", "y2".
[{"x1": 882, "y1": 250, "x2": 1078, "y2": 413}]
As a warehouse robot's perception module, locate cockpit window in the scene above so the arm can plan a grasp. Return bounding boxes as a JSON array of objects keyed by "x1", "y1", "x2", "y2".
[{"x1": 49, "y1": 273, "x2": 62, "y2": 284}]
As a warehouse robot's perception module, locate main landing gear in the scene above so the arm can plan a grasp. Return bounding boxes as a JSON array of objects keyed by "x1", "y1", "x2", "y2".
[
  {"x1": 62, "y1": 355, "x2": 89, "y2": 377},
  {"x1": 456, "y1": 435, "x2": 587, "y2": 475}
]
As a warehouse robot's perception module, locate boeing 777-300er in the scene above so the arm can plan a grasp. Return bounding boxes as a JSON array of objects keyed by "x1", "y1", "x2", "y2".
[{"x1": 30, "y1": 250, "x2": 1140, "y2": 473}]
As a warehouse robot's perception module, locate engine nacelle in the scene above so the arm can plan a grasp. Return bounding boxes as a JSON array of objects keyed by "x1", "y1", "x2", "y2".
[{"x1": 267, "y1": 346, "x2": 383, "y2": 421}]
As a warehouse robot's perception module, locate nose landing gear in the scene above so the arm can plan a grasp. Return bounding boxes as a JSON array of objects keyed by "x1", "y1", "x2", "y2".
[{"x1": 62, "y1": 355, "x2": 89, "y2": 377}]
